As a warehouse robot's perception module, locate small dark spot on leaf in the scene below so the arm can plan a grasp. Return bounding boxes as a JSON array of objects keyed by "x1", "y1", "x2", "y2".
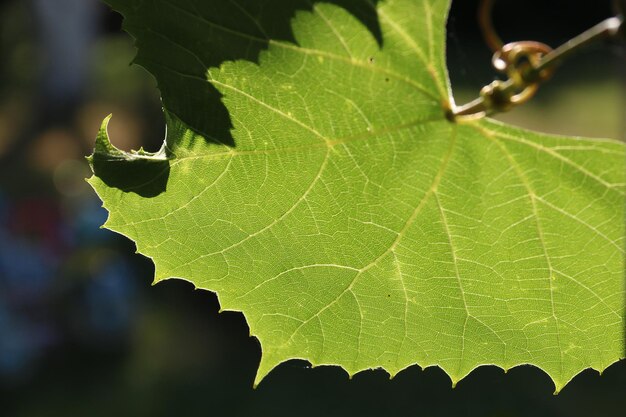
[
  {"x1": 384, "y1": 77, "x2": 389, "y2": 82},
  {"x1": 368, "y1": 56, "x2": 375, "y2": 64}
]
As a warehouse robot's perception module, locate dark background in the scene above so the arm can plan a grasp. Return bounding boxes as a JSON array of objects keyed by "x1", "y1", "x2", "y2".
[{"x1": 0, "y1": 1, "x2": 624, "y2": 416}]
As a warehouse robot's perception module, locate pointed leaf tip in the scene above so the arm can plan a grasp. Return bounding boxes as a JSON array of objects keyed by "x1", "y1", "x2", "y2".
[{"x1": 94, "y1": 115, "x2": 116, "y2": 155}]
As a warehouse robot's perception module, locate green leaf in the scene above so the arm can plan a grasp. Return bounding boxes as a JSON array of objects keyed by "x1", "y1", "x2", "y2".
[{"x1": 89, "y1": 0, "x2": 625, "y2": 392}]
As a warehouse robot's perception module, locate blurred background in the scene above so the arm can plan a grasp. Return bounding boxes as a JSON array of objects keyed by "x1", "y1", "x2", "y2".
[{"x1": 0, "y1": 0, "x2": 624, "y2": 416}]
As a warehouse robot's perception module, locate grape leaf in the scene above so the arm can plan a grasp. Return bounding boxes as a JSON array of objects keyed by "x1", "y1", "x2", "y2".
[{"x1": 89, "y1": 0, "x2": 625, "y2": 392}]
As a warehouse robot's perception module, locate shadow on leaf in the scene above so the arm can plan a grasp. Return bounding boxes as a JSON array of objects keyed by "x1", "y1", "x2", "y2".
[
  {"x1": 89, "y1": 116, "x2": 170, "y2": 198},
  {"x1": 90, "y1": 154, "x2": 170, "y2": 198},
  {"x1": 106, "y1": 0, "x2": 382, "y2": 149}
]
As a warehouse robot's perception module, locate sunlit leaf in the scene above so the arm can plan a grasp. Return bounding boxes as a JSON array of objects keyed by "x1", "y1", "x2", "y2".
[{"x1": 89, "y1": 0, "x2": 625, "y2": 392}]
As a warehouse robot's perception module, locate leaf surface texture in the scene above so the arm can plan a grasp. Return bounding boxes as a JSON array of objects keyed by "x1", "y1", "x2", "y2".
[{"x1": 89, "y1": 0, "x2": 626, "y2": 391}]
